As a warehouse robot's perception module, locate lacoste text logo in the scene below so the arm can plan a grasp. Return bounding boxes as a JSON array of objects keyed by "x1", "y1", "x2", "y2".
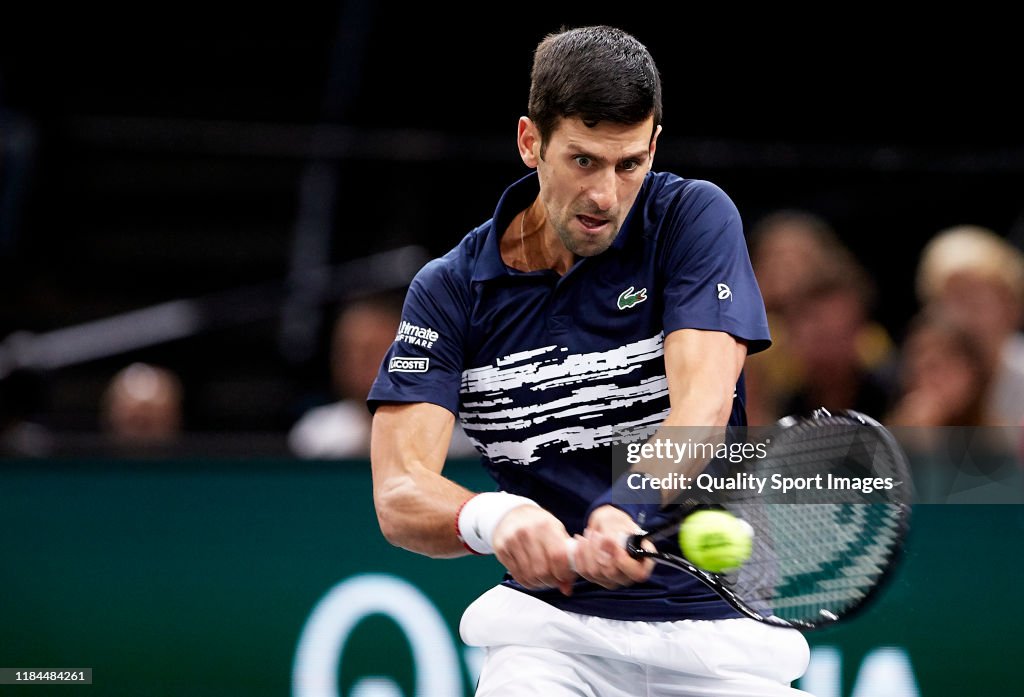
[
  {"x1": 617, "y1": 286, "x2": 648, "y2": 310},
  {"x1": 717, "y1": 283, "x2": 733, "y2": 301},
  {"x1": 388, "y1": 357, "x2": 430, "y2": 373}
]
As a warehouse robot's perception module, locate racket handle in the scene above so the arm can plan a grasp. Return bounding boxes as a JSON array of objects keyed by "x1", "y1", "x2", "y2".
[
  {"x1": 565, "y1": 537, "x2": 578, "y2": 573},
  {"x1": 625, "y1": 533, "x2": 646, "y2": 559}
]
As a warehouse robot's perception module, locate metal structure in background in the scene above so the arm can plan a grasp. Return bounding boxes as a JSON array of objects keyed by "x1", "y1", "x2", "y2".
[
  {"x1": 278, "y1": 0, "x2": 376, "y2": 365},
  {"x1": 0, "y1": 245, "x2": 429, "y2": 380},
  {"x1": 0, "y1": 108, "x2": 36, "y2": 253}
]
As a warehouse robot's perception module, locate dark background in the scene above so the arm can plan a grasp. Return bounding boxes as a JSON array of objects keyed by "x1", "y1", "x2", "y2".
[{"x1": 1, "y1": 7, "x2": 1021, "y2": 438}]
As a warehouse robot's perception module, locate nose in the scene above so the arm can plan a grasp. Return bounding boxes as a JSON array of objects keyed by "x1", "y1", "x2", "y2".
[{"x1": 585, "y1": 167, "x2": 617, "y2": 213}]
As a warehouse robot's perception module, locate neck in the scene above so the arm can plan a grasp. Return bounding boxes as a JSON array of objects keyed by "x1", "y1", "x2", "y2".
[{"x1": 501, "y1": 198, "x2": 573, "y2": 274}]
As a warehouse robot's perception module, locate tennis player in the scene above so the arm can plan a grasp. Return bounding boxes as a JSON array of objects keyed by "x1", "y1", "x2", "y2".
[{"x1": 369, "y1": 25, "x2": 811, "y2": 696}]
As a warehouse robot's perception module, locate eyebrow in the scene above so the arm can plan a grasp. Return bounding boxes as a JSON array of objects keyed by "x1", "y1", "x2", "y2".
[{"x1": 566, "y1": 143, "x2": 651, "y2": 165}]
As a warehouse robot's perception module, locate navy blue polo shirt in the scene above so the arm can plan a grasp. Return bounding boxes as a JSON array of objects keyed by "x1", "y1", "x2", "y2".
[{"x1": 369, "y1": 171, "x2": 770, "y2": 621}]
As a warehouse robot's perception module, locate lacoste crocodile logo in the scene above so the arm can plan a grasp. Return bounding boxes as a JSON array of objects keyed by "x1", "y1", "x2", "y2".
[{"x1": 617, "y1": 286, "x2": 648, "y2": 310}]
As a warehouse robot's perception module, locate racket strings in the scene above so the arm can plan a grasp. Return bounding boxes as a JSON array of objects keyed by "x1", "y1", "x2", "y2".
[
  {"x1": 733, "y1": 503, "x2": 904, "y2": 620},
  {"x1": 723, "y1": 418, "x2": 910, "y2": 625}
]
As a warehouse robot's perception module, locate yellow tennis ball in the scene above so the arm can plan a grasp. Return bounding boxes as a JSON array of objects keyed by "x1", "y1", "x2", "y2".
[{"x1": 678, "y1": 509, "x2": 754, "y2": 573}]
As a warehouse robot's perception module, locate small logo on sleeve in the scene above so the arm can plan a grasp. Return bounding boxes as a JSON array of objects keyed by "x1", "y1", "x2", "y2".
[
  {"x1": 717, "y1": 283, "x2": 733, "y2": 301},
  {"x1": 617, "y1": 286, "x2": 648, "y2": 310},
  {"x1": 388, "y1": 357, "x2": 430, "y2": 373}
]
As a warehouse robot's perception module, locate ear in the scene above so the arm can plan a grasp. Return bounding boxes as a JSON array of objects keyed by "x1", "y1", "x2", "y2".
[
  {"x1": 518, "y1": 116, "x2": 541, "y2": 169},
  {"x1": 648, "y1": 124, "x2": 662, "y2": 169}
]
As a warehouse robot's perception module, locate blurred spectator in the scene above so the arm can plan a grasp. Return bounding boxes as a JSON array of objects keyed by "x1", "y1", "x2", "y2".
[
  {"x1": 748, "y1": 210, "x2": 845, "y2": 314},
  {"x1": 886, "y1": 310, "x2": 993, "y2": 427},
  {"x1": 288, "y1": 296, "x2": 477, "y2": 459},
  {"x1": 744, "y1": 210, "x2": 894, "y2": 423},
  {"x1": 916, "y1": 225, "x2": 1024, "y2": 426},
  {"x1": 778, "y1": 251, "x2": 897, "y2": 418},
  {"x1": 746, "y1": 211, "x2": 838, "y2": 424},
  {"x1": 101, "y1": 363, "x2": 183, "y2": 446}
]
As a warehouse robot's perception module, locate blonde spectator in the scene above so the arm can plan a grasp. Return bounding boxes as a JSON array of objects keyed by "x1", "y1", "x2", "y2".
[{"x1": 916, "y1": 225, "x2": 1024, "y2": 426}]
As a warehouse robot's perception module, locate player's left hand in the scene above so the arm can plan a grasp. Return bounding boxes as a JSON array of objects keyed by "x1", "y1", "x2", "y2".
[{"x1": 572, "y1": 505, "x2": 655, "y2": 589}]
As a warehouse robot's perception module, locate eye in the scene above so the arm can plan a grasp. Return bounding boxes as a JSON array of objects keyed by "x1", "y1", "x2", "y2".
[
  {"x1": 620, "y1": 160, "x2": 639, "y2": 172},
  {"x1": 573, "y1": 155, "x2": 593, "y2": 168}
]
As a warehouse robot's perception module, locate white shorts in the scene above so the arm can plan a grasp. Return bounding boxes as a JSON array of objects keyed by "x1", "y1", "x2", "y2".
[{"x1": 460, "y1": 585, "x2": 812, "y2": 697}]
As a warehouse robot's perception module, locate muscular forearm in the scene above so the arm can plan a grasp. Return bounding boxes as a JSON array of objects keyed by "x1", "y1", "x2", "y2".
[
  {"x1": 373, "y1": 462, "x2": 475, "y2": 557},
  {"x1": 371, "y1": 402, "x2": 478, "y2": 558}
]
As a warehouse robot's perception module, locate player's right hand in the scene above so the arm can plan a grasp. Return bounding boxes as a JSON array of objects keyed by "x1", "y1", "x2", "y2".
[
  {"x1": 492, "y1": 505, "x2": 576, "y2": 596},
  {"x1": 571, "y1": 504, "x2": 655, "y2": 589}
]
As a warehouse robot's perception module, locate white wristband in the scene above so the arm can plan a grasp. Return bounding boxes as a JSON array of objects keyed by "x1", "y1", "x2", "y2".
[{"x1": 456, "y1": 492, "x2": 539, "y2": 555}]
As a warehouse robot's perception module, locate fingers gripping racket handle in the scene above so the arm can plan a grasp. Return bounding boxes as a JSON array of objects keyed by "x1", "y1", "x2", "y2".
[{"x1": 566, "y1": 534, "x2": 647, "y2": 572}]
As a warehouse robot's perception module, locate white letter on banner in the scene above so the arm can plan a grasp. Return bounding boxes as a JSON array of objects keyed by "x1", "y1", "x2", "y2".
[
  {"x1": 797, "y1": 646, "x2": 840, "y2": 697},
  {"x1": 850, "y1": 647, "x2": 920, "y2": 697},
  {"x1": 292, "y1": 574, "x2": 462, "y2": 697}
]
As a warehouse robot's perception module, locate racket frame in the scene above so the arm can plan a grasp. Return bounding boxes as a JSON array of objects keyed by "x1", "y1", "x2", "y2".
[{"x1": 624, "y1": 409, "x2": 913, "y2": 630}]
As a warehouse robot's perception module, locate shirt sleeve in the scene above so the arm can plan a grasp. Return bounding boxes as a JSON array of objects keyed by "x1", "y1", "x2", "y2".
[
  {"x1": 659, "y1": 181, "x2": 771, "y2": 355},
  {"x1": 367, "y1": 258, "x2": 468, "y2": 416}
]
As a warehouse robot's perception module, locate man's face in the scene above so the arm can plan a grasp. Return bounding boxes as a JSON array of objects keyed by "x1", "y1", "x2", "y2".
[
  {"x1": 521, "y1": 116, "x2": 659, "y2": 257},
  {"x1": 332, "y1": 306, "x2": 401, "y2": 399}
]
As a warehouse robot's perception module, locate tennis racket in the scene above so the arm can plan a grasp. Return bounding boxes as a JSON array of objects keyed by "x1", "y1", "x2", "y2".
[{"x1": 625, "y1": 408, "x2": 912, "y2": 630}]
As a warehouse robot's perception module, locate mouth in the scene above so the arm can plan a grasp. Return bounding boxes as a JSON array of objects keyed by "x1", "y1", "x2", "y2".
[{"x1": 576, "y1": 214, "x2": 610, "y2": 232}]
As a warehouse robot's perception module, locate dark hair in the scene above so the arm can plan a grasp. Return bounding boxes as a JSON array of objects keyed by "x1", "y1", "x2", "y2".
[{"x1": 528, "y1": 26, "x2": 662, "y2": 156}]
